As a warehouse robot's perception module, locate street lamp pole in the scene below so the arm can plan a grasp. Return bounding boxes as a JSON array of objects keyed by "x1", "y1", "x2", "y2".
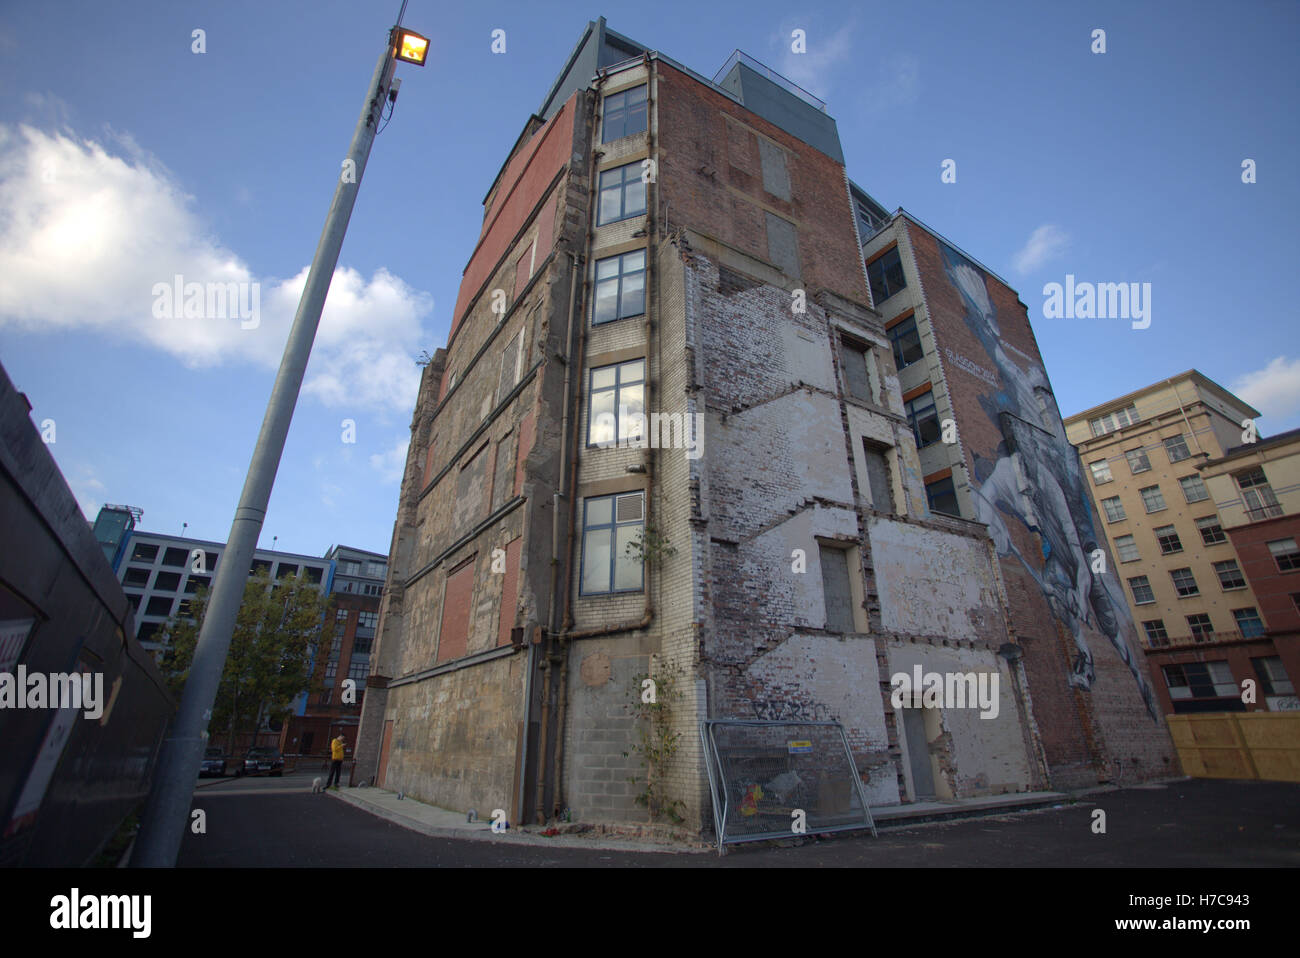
[{"x1": 133, "y1": 23, "x2": 419, "y2": 867}]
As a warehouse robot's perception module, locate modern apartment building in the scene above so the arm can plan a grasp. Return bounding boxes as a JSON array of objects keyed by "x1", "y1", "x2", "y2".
[
  {"x1": 106, "y1": 523, "x2": 332, "y2": 655},
  {"x1": 357, "y1": 18, "x2": 1176, "y2": 832},
  {"x1": 861, "y1": 210, "x2": 1177, "y2": 789},
  {"x1": 1062, "y1": 373, "x2": 1293, "y2": 715}
]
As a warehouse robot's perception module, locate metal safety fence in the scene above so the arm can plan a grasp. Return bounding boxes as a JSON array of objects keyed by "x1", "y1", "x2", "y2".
[{"x1": 700, "y1": 719, "x2": 877, "y2": 854}]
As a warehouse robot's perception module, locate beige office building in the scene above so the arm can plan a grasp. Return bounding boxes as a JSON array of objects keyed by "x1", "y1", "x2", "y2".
[{"x1": 1064, "y1": 372, "x2": 1268, "y2": 714}]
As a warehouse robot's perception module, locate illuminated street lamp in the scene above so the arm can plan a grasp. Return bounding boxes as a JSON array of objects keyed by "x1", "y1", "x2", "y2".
[
  {"x1": 134, "y1": 6, "x2": 428, "y2": 867},
  {"x1": 394, "y1": 28, "x2": 429, "y2": 66}
]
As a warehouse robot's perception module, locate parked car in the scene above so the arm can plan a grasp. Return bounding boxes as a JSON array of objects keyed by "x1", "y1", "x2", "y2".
[
  {"x1": 237, "y1": 746, "x2": 284, "y2": 777},
  {"x1": 199, "y1": 747, "x2": 227, "y2": 778}
]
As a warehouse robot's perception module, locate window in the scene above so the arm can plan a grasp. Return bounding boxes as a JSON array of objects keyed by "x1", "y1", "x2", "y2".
[
  {"x1": 596, "y1": 162, "x2": 647, "y2": 225},
  {"x1": 1125, "y1": 447, "x2": 1152, "y2": 474},
  {"x1": 601, "y1": 84, "x2": 648, "y2": 142},
  {"x1": 124, "y1": 566, "x2": 152, "y2": 587},
  {"x1": 1268, "y1": 538, "x2": 1299, "y2": 571},
  {"x1": 861, "y1": 440, "x2": 895, "y2": 512},
  {"x1": 1237, "y1": 468, "x2": 1283, "y2": 519},
  {"x1": 1253, "y1": 656, "x2": 1294, "y2": 696},
  {"x1": 146, "y1": 596, "x2": 173, "y2": 617},
  {"x1": 1179, "y1": 474, "x2": 1209, "y2": 504},
  {"x1": 765, "y1": 212, "x2": 800, "y2": 276},
  {"x1": 1101, "y1": 496, "x2": 1126, "y2": 523},
  {"x1": 1213, "y1": 559, "x2": 1246, "y2": 590},
  {"x1": 125, "y1": 593, "x2": 142, "y2": 611},
  {"x1": 867, "y1": 246, "x2": 907, "y2": 304},
  {"x1": 906, "y1": 390, "x2": 940, "y2": 448},
  {"x1": 1088, "y1": 404, "x2": 1140, "y2": 437},
  {"x1": 1170, "y1": 567, "x2": 1199, "y2": 597},
  {"x1": 587, "y1": 359, "x2": 646, "y2": 447},
  {"x1": 1186, "y1": 613, "x2": 1214, "y2": 638},
  {"x1": 818, "y1": 545, "x2": 856, "y2": 633},
  {"x1": 498, "y1": 330, "x2": 523, "y2": 405},
  {"x1": 341, "y1": 560, "x2": 361, "y2": 576},
  {"x1": 1114, "y1": 534, "x2": 1140, "y2": 562},
  {"x1": 1164, "y1": 434, "x2": 1191, "y2": 463},
  {"x1": 366, "y1": 561, "x2": 386, "y2": 578},
  {"x1": 356, "y1": 611, "x2": 379, "y2": 636},
  {"x1": 347, "y1": 658, "x2": 369, "y2": 690},
  {"x1": 1163, "y1": 661, "x2": 1236, "y2": 701},
  {"x1": 320, "y1": 688, "x2": 332, "y2": 705},
  {"x1": 1139, "y1": 485, "x2": 1166, "y2": 513},
  {"x1": 1232, "y1": 607, "x2": 1266, "y2": 638},
  {"x1": 758, "y1": 138, "x2": 791, "y2": 200},
  {"x1": 593, "y1": 250, "x2": 646, "y2": 324},
  {"x1": 888, "y1": 315, "x2": 923, "y2": 370},
  {"x1": 250, "y1": 559, "x2": 271, "y2": 576},
  {"x1": 352, "y1": 635, "x2": 373, "y2": 656},
  {"x1": 323, "y1": 662, "x2": 337, "y2": 686},
  {"x1": 1090, "y1": 460, "x2": 1113, "y2": 484},
  {"x1": 185, "y1": 575, "x2": 210, "y2": 594},
  {"x1": 154, "y1": 571, "x2": 181, "y2": 592},
  {"x1": 276, "y1": 564, "x2": 298, "y2": 580},
  {"x1": 842, "y1": 337, "x2": 876, "y2": 404},
  {"x1": 926, "y1": 476, "x2": 960, "y2": 517},
  {"x1": 131, "y1": 543, "x2": 158, "y2": 563},
  {"x1": 580, "y1": 492, "x2": 645, "y2": 595},
  {"x1": 336, "y1": 609, "x2": 349, "y2": 623},
  {"x1": 1153, "y1": 525, "x2": 1182, "y2": 555},
  {"x1": 1196, "y1": 515, "x2": 1226, "y2": 545},
  {"x1": 161, "y1": 547, "x2": 189, "y2": 568},
  {"x1": 305, "y1": 565, "x2": 323, "y2": 584},
  {"x1": 1141, "y1": 620, "x2": 1168, "y2": 646},
  {"x1": 1128, "y1": 576, "x2": 1154, "y2": 605}
]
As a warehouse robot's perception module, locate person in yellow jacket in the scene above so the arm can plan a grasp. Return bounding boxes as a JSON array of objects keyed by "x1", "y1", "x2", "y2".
[{"x1": 325, "y1": 734, "x2": 346, "y2": 790}]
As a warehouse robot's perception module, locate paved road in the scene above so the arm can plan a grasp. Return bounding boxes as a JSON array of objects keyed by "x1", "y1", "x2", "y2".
[{"x1": 178, "y1": 773, "x2": 1300, "y2": 867}]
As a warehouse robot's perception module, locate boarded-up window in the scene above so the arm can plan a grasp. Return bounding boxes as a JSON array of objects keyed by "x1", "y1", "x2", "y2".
[
  {"x1": 765, "y1": 212, "x2": 799, "y2": 277},
  {"x1": 861, "y1": 440, "x2": 894, "y2": 513},
  {"x1": 492, "y1": 434, "x2": 515, "y2": 509},
  {"x1": 438, "y1": 557, "x2": 476, "y2": 663},
  {"x1": 819, "y1": 545, "x2": 855, "y2": 633},
  {"x1": 423, "y1": 439, "x2": 437, "y2": 487},
  {"x1": 498, "y1": 330, "x2": 523, "y2": 405},
  {"x1": 455, "y1": 444, "x2": 490, "y2": 539},
  {"x1": 842, "y1": 337, "x2": 874, "y2": 404},
  {"x1": 514, "y1": 239, "x2": 536, "y2": 300},
  {"x1": 515, "y1": 409, "x2": 536, "y2": 496},
  {"x1": 758, "y1": 138, "x2": 790, "y2": 200},
  {"x1": 497, "y1": 538, "x2": 522, "y2": 647}
]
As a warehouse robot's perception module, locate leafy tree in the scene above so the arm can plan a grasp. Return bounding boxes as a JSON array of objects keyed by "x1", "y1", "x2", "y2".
[{"x1": 158, "y1": 571, "x2": 334, "y2": 755}]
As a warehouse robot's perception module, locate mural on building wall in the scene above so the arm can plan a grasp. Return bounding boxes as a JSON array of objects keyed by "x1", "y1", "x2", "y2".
[{"x1": 938, "y1": 240, "x2": 1159, "y2": 720}]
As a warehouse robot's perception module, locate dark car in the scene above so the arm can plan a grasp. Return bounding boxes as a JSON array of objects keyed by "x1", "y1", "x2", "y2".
[
  {"x1": 199, "y1": 747, "x2": 227, "y2": 778},
  {"x1": 238, "y1": 746, "x2": 284, "y2": 777}
]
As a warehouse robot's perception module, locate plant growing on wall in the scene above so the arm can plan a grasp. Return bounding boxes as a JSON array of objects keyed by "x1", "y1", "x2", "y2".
[
  {"x1": 624, "y1": 524, "x2": 677, "y2": 567},
  {"x1": 623, "y1": 662, "x2": 686, "y2": 824}
]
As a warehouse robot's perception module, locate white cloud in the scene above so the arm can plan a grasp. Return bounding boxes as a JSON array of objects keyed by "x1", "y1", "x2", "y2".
[
  {"x1": 1012, "y1": 224, "x2": 1069, "y2": 274},
  {"x1": 1231, "y1": 356, "x2": 1300, "y2": 427},
  {"x1": 0, "y1": 124, "x2": 431, "y2": 414},
  {"x1": 369, "y1": 436, "x2": 410, "y2": 484},
  {"x1": 774, "y1": 23, "x2": 855, "y2": 101},
  {"x1": 69, "y1": 473, "x2": 106, "y2": 521}
]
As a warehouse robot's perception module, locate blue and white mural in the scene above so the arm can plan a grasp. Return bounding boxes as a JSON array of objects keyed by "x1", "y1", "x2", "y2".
[{"x1": 939, "y1": 241, "x2": 1159, "y2": 720}]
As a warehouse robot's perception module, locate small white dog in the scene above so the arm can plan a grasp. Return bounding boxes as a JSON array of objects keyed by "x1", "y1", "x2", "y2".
[{"x1": 311, "y1": 777, "x2": 323, "y2": 793}]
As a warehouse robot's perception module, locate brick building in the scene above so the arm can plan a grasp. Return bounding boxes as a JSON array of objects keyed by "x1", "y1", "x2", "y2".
[
  {"x1": 356, "y1": 18, "x2": 1174, "y2": 831},
  {"x1": 862, "y1": 212, "x2": 1179, "y2": 788},
  {"x1": 1063, "y1": 373, "x2": 1294, "y2": 716},
  {"x1": 282, "y1": 545, "x2": 388, "y2": 758}
]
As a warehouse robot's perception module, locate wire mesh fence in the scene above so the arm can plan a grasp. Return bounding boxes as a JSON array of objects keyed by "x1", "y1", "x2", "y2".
[{"x1": 701, "y1": 719, "x2": 876, "y2": 853}]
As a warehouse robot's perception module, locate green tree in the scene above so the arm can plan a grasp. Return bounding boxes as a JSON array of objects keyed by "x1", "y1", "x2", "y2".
[{"x1": 159, "y1": 571, "x2": 334, "y2": 755}]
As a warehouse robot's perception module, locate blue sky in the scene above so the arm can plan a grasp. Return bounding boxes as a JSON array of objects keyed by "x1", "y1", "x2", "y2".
[{"x1": 1, "y1": 0, "x2": 1296, "y2": 558}]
